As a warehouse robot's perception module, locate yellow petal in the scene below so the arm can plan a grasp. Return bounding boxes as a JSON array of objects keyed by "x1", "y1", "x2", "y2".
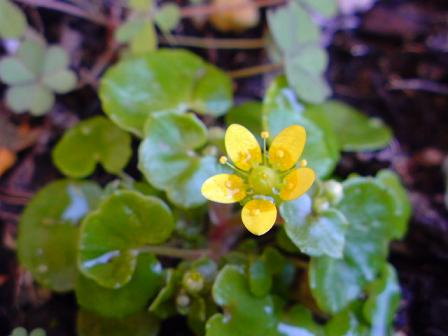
[
  {"x1": 225, "y1": 124, "x2": 262, "y2": 171},
  {"x1": 201, "y1": 174, "x2": 247, "y2": 204},
  {"x1": 241, "y1": 199, "x2": 277, "y2": 235},
  {"x1": 269, "y1": 125, "x2": 306, "y2": 171},
  {"x1": 280, "y1": 168, "x2": 316, "y2": 201}
]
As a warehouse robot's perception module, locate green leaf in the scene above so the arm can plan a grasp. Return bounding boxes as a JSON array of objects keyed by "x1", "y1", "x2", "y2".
[
  {"x1": 17, "y1": 38, "x2": 46, "y2": 77},
  {"x1": 128, "y1": 0, "x2": 153, "y2": 11},
  {"x1": 284, "y1": 53, "x2": 331, "y2": 104},
  {"x1": 148, "y1": 269, "x2": 181, "y2": 318},
  {"x1": 99, "y1": 49, "x2": 232, "y2": 136},
  {"x1": 42, "y1": 70, "x2": 77, "y2": 93},
  {"x1": 206, "y1": 265, "x2": 278, "y2": 336},
  {"x1": 78, "y1": 190, "x2": 174, "y2": 289},
  {"x1": 316, "y1": 101, "x2": 393, "y2": 151},
  {"x1": 225, "y1": 101, "x2": 263, "y2": 139},
  {"x1": 363, "y1": 264, "x2": 401, "y2": 335},
  {"x1": 0, "y1": 0, "x2": 27, "y2": 38},
  {"x1": 76, "y1": 253, "x2": 163, "y2": 317},
  {"x1": 17, "y1": 180, "x2": 102, "y2": 292},
  {"x1": 281, "y1": 195, "x2": 348, "y2": 258},
  {"x1": 295, "y1": 0, "x2": 338, "y2": 18},
  {"x1": 0, "y1": 57, "x2": 35, "y2": 85},
  {"x1": 52, "y1": 116, "x2": 132, "y2": 178},
  {"x1": 277, "y1": 305, "x2": 323, "y2": 336},
  {"x1": 376, "y1": 170, "x2": 411, "y2": 239},
  {"x1": 191, "y1": 65, "x2": 233, "y2": 117},
  {"x1": 309, "y1": 256, "x2": 363, "y2": 314},
  {"x1": 42, "y1": 46, "x2": 69, "y2": 74},
  {"x1": 155, "y1": 3, "x2": 181, "y2": 32},
  {"x1": 325, "y1": 304, "x2": 369, "y2": 336},
  {"x1": 6, "y1": 84, "x2": 55, "y2": 115},
  {"x1": 267, "y1": 2, "x2": 320, "y2": 52},
  {"x1": 248, "y1": 258, "x2": 272, "y2": 297},
  {"x1": 261, "y1": 247, "x2": 287, "y2": 275},
  {"x1": 138, "y1": 113, "x2": 220, "y2": 208},
  {"x1": 338, "y1": 177, "x2": 396, "y2": 281},
  {"x1": 262, "y1": 76, "x2": 339, "y2": 177},
  {"x1": 77, "y1": 310, "x2": 159, "y2": 336},
  {"x1": 130, "y1": 20, "x2": 157, "y2": 55}
]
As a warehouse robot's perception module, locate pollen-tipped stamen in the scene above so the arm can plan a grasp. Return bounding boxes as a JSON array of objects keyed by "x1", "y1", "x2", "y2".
[{"x1": 219, "y1": 156, "x2": 248, "y2": 176}]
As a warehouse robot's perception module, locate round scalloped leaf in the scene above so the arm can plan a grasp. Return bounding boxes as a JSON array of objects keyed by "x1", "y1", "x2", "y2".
[
  {"x1": 277, "y1": 305, "x2": 323, "y2": 336},
  {"x1": 17, "y1": 38, "x2": 46, "y2": 77},
  {"x1": 100, "y1": 49, "x2": 232, "y2": 136},
  {"x1": 363, "y1": 264, "x2": 400, "y2": 335},
  {"x1": 42, "y1": 46, "x2": 69, "y2": 74},
  {"x1": 338, "y1": 176, "x2": 396, "y2": 281},
  {"x1": 317, "y1": 101, "x2": 393, "y2": 151},
  {"x1": 296, "y1": 0, "x2": 338, "y2": 18},
  {"x1": 52, "y1": 116, "x2": 132, "y2": 178},
  {"x1": 248, "y1": 258, "x2": 272, "y2": 297},
  {"x1": 225, "y1": 101, "x2": 263, "y2": 140},
  {"x1": 309, "y1": 256, "x2": 363, "y2": 314},
  {"x1": 0, "y1": 57, "x2": 35, "y2": 85},
  {"x1": 76, "y1": 253, "x2": 163, "y2": 318},
  {"x1": 325, "y1": 305, "x2": 369, "y2": 335},
  {"x1": 77, "y1": 310, "x2": 159, "y2": 336},
  {"x1": 17, "y1": 180, "x2": 102, "y2": 292},
  {"x1": 79, "y1": 190, "x2": 174, "y2": 289},
  {"x1": 0, "y1": 0, "x2": 27, "y2": 38},
  {"x1": 280, "y1": 195, "x2": 348, "y2": 258},
  {"x1": 206, "y1": 265, "x2": 278, "y2": 336},
  {"x1": 139, "y1": 113, "x2": 220, "y2": 208},
  {"x1": 6, "y1": 84, "x2": 54, "y2": 115},
  {"x1": 376, "y1": 170, "x2": 411, "y2": 239},
  {"x1": 155, "y1": 3, "x2": 181, "y2": 32},
  {"x1": 262, "y1": 76, "x2": 339, "y2": 177}
]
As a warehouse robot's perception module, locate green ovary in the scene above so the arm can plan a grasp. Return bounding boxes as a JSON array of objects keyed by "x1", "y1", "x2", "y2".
[{"x1": 248, "y1": 165, "x2": 281, "y2": 196}]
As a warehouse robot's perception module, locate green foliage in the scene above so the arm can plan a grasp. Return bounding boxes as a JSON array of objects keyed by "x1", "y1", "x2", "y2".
[
  {"x1": 225, "y1": 101, "x2": 263, "y2": 140},
  {"x1": 206, "y1": 265, "x2": 278, "y2": 336},
  {"x1": 77, "y1": 310, "x2": 159, "y2": 336},
  {"x1": 52, "y1": 116, "x2": 132, "y2": 178},
  {"x1": 138, "y1": 113, "x2": 220, "y2": 208},
  {"x1": 76, "y1": 253, "x2": 163, "y2": 317},
  {"x1": 155, "y1": 4, "x2": 181, "y2": 32},
  {"x1": 295, "y1": 0, "x2": 338, "y2": 17},
  {"x1": 9, "y1": 327, "x2": 46, "y2": 336},
  {"x1": 115, "y1": 18, "x2": 157, "y2": 54},
  {"x1": 17, "y1": 180, "x2": 102, "y2": 292},
  {"x1": 280, "y1": 194, "x2": 348, "y2": 258},
  {"x1": 267, "y1": 2, "x2": 330, "y2": 103},
  {"x1": 307, "y1": 101, "x2": 393, "y2": 151},
  {"x1": 100, "y1": 49, "x2": 232, "y2": 136},
  {"x1": 0, "y1": 38, "x2": 77, "y2": 115},
  {"x1": 78, "y1": 190, "x2": 174, "y2": 288},
  {"x1": 277, "y1": 305, "x2": 323, "y2": 336},
  {"x1": 0, "y1": 0, "x2": 27, "y2": 38},
  {"x1": 263, "y1": 76, "x2": 339, "y2": 177}
]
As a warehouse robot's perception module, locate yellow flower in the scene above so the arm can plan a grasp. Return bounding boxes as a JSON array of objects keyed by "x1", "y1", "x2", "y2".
[{"x1": 201, "y1": 124, "x2": 316, "y2": 236}]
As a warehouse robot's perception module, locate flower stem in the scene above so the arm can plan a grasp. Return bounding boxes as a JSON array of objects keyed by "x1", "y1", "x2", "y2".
[
  {"x1": 228, "y1": 62, "x2": 283, "y2": 79},
  {"x1": 138, "y1": 245, "x2": 209, "y2": 260}
]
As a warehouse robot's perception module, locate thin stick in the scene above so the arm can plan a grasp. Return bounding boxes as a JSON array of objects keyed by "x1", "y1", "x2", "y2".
[
  {"x1": 138, "y1": 245, "x2": 209, "y2": 260},
  {"x1": 159, "y1": 34, "x2": 266, "y2": 50},
  {"x1": 228, "y1": 62, "x2": 283, "y2": 79}
]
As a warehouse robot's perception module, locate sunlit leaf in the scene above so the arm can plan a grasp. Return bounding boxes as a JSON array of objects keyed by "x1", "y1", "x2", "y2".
[
  {"x1": 0, "y1": 0, "x2": 27, "y2": 38},
  {"x1": 78, "y1": 190, "x2": 174, "y2": 288},
  {"x1": 52, "y1": 116, "x2": 132, "y2": 178},
  {"x1": 139, "y1": 113, "x2": 220, "y2": 208},
  {"x1": 155, "y1": 3, "x2": 181, "y2": 32},
  {"x1": 76, "y1": 253, "x2": 163, "y2": 317},
  {"x1": 17, "y1": 180, "x2": 102, "y2": 292}
]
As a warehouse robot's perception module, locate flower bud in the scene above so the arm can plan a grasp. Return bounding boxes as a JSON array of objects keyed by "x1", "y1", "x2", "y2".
[
  {"x1": 313, "y1": 196, "x2": 330, "y2": 214},
  {"x1": 176, "y1": 291, "x2": 191, "y2": 308},
  {"x1": 182, "y1": 270, "x2": 205, "y2": 295},
  {"x1": 323, "y1": 180, "x2": 344, "y2": 205}
]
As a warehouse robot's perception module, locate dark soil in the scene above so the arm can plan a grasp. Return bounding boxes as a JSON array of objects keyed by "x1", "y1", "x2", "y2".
[{"x1": 1, "y1": 0, "x2": 448, "y2": 335}]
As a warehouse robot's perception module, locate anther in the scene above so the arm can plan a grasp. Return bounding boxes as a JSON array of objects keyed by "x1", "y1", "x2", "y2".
[
  {"x1": 219, "y1": 156, "x2": 228, "y2": 164},
  {"x1": 300, "y1": 159, "x2": 308, "y2": 167},
  {"x1": 261, "y1": 131, "x2": 270, "y2": 139}
]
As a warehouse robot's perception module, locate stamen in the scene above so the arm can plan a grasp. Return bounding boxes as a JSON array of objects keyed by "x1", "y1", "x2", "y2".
[
  {"x1": 300, "y1": 159, "x2": 308, "y2": 167},
  {"x1": 219, "y1": 156, "x2": 228, "y2": 164},
  {"x1": 261, "y1": 131, "x2": 269, "y2": 139},
  {"x1": 218, "y1": 155, "x2": 248, "y2": 176}
]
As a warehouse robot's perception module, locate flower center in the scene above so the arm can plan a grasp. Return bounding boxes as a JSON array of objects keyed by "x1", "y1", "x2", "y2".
[{"x1": 248, "y1": 166, "x2": 280, "y2": 196}]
